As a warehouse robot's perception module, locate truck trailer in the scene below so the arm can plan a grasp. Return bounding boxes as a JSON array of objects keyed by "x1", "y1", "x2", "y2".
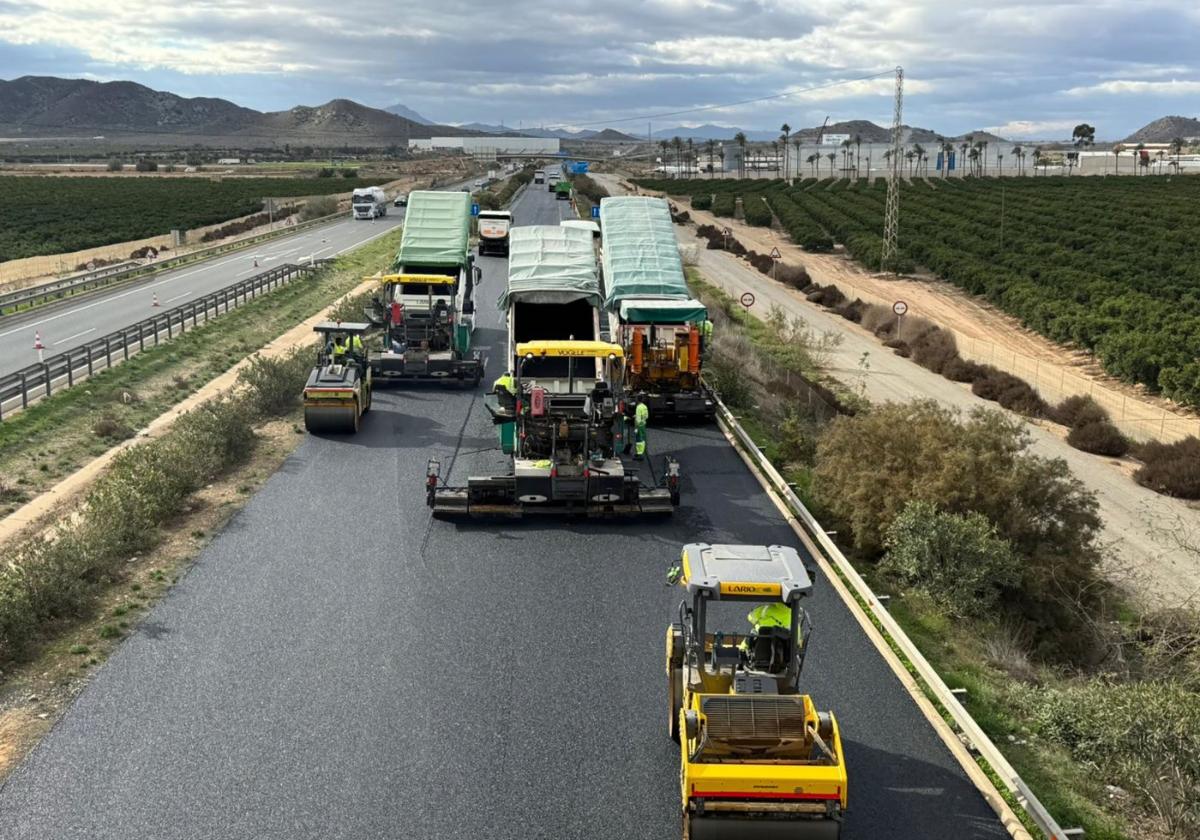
[
  {"x1": 601, "y1": 196, "x2": 715, "y2": 420},
  {"x1": 425, "y1": 225, "x2": 680, "y2": 517},
  {"x1": 351, "y1": 186, "x2": 388, "y2": 220},
  {"x1": 365, "y1": 190, "x2": 483, "y2": 385}
]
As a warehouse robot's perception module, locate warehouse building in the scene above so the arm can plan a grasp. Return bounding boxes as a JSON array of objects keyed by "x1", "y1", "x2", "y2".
[{"x1": 408, "y1": 136, "x2": 560, "y2": 156}]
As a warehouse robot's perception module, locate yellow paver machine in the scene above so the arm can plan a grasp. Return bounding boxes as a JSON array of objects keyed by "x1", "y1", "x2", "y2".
[{"x1": 667, "y1": 543, "x2": 848, "y2": 839}]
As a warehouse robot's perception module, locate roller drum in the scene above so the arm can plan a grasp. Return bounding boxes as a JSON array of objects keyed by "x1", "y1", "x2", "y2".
[
  {"x1": 303, "y1": 404, "x2": 360, "y2": 434},
  {"x1": 687, "y1": 816, "x2": 841, "y2": 840}
]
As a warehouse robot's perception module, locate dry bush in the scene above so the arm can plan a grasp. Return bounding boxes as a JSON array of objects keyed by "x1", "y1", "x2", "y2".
[
  {"x1": 982, "y1": 620, "x2": 1037, "y2": 681},
  {"x1": 776, "y1": 263, "x2": 810, "y2": 289},
  {"x1": 1050, "y1": 394, "x2": 1110, "y2": 429},
  {"x1": 860, "y1": 304, "x2": 898, "y2": 337},
  {"x1": 884, "y1": 339, "x2": 911, "y2": 357},
  {"x1": 908, "y1": 325, "x2": 958, "y2": 374},
  {"x1": 1067, "y1": 421, "x2": 1129, "y2": 457},
  {"x1": 1134, "y1": 437, "x2": 1200, "y2": 499},
  {"x1": 971, "y1": 367, "x2": 1047, "y2": 417},
  {"x1": 837, "y1": 299, "x2": 865, "y2": 323},
  {"x1": 805, "y1": 284, "x2": 845, "y2": 308},
  {"x1": 943, "y1": 356, "x2": 986, "y2": 383},
  {"x1": 92, "y1": 414, "x2": 133, "y2": 441}
]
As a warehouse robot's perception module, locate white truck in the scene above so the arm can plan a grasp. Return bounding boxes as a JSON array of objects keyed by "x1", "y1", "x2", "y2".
[
  {"x1": 478, "y1": 210, "x2": 513, "y2": 257},
  {"x1": 534, "y1": 170, "x2": 546, "y2": 185},
  {"x1": 351, "y1": 186, "x2": 388, "y2": 220}
]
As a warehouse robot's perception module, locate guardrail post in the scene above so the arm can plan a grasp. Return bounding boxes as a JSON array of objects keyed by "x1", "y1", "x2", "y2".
[
  {"x1": 66, "y1": 351, "x2": 74, "y2": 387},
  {"x1": 153, "y1": 317, "x2": 160, "y2": 346},
  {"x1": 42, "y1": 363, "x2": 51, "y2": 397},
  {"x1": 167, "y1": 314, "x2": 173, "y2": 339},
  {"x1": 192, "y1": 303, "x2": 198, "y2": 327},
  {"x1": 138, "y1": 322, "x2": 146, "y2": 351},
  {"x1": 19, "y1": 372, "x2": 28, "y2": 409},
  {"x1": 121, "y1": 330, "x2": 129, "y2": 361},
  {"x1": 86, "y1": 345, "x2": 93, "y2": 376},
  {"x1": 104, "y1": 337, "x2": 112, "y2": 368}
]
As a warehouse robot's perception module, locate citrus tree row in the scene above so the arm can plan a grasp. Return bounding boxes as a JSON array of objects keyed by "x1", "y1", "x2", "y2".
[{"x1": 0, "y1": 175, "x2": 390, "y2": 262}]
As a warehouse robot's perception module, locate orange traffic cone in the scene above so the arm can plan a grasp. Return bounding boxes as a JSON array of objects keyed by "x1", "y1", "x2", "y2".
[{"x1": 33, "y1": 330, "x2": 44, "y2": 362}]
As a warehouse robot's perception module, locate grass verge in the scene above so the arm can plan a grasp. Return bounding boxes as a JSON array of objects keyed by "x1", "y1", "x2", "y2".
[{"x1": 0, "y1": 229, "x2": 401, "y2": 512}]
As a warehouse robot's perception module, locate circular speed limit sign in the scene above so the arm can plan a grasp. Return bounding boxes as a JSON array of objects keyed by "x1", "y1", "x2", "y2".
[
  {"x1": 740, "y1": 292, "x2": 756, "y2": 309},
  {"x1": 892, "y1": 300, "x2": 909, "y2": 316}
]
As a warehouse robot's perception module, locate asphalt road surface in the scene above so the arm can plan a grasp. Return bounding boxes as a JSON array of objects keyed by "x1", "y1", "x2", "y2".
[
  {"x1": 0, "y1": 184, "x2": 1007, "y2": 839},
  {"x1": 0, "y1": 177, "x2": 478, "y2": 378}
]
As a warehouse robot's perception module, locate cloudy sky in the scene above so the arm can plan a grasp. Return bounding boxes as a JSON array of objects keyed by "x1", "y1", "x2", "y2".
[{"x1": 0, "y1": 0, "x2": 1197, "y2": 139}]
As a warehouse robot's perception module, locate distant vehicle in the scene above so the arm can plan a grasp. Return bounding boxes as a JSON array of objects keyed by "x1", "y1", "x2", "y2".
[
  {"x1": 547, "y1": 173, "x2": 560, "y2": 192},
  {"x1": 351, "y1": 186, "x2": 388, "y2": 220},
  {"x1": 555, "y1": 180, "x2": 572, "y2": 201},
  {"x1": 474, "y1": 179, "x2": 485, "y2": 189},
  {"x1": 477, "y1": 210, "x2": 513, "y2": 257},
  {"x1": 533, "y1": 170, "x2": 546, "y2": 184},
  {"x1": 393, "y1": 193, "x2": 408, "y2": 207}
]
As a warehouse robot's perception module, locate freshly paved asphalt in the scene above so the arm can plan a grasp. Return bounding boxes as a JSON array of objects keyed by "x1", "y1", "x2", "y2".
[
  {"x1": 0, "y1": 177, "x2": 477, "y2": 377},
  {"x1": 0, "y1": 184, "x2": 1007, "y2": 839}
]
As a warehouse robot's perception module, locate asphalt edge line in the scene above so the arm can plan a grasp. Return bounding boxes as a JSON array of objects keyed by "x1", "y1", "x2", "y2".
[
  {"x1": 0, "y1": 277, "x2": 377, "y2": 550},
  {"x1": 713, "y1": 413, "x2": 1032, "y2": 840}
]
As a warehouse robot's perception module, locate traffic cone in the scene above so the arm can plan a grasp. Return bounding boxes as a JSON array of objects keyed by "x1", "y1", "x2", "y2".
[
  {"x1": 33, "y1": 330, "x2": 44, "y2": 362},
  {"x1": 152, "y1": 293, "x2": 160, "y2": 307}
]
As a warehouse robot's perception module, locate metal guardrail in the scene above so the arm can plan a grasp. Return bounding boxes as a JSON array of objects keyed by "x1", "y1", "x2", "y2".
[
  {"x1": 0, "y1": 260, "x2": 333, "y2": 421},
  {"x1": 0, "y1": 211, "x2": 344, "y2": 316},
  {"x1": 712, "y1": 394, "x2": 1070, "y2": 840}
]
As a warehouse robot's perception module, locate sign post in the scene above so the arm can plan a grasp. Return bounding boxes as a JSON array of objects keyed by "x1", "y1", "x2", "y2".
[
  {"x1": 723, "y1": 226, "x2": 732, "y2": 250},
  {"x1": 770, "y1": 246, "x2": 781, "y2": 281},
  {"x1": 892, "y1": 300, "x2": 909, "y2": 341}
]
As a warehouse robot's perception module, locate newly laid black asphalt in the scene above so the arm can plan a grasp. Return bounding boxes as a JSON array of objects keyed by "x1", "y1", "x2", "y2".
[{"x1": 0, "y1": 184, "x2": 1007, "y2": 839}]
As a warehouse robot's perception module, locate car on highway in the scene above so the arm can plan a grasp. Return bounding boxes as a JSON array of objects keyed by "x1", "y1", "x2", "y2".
[
  {"x1": 393, "y1": 194, "x2": 408, "y2": 207},
  {"x1": 474, "y1": 179, "x2": 485, "y2": 189}
]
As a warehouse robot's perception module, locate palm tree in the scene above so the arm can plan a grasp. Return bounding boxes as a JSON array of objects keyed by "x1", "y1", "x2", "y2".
[
  {"x1": 960, "y1": 140, "x2": 970, "y2": 176},
  {"x1": 1011, "y1": 144, "x2": 1023, "y2": 175},
  {"x1": 1156, "y1": 149, "x2": 1166, "y2": 174},
  {"x1": 981, "y1": 139, "x2": 990, "y2": 175},
  {"x1": 686, "y1": 138, "x2": 695, "y2": 177},
  {"x1": 734, "y1": 132, "x2": 747, "y2": 178},
  {"x1": 1171, "y1": 137, "x2": 1185, "y2": 172},
  {"x1": 853, "y1": 133, "x2": 863, "y2": 176},
  {"x1": 840, "y1": 138, "x2": 853, "y2": 177},
  {"x1": 658, "y1": 139, "x2": 670, "y2": 174},
  {"x1": 780, "y1": 123, "x2": 791, "y2": 177},
  {"x1": 1111, "y1": 143, "x2": 1123, "y2": 175},
  {"x1": 771, "y1": 140, "x2": 780, "y2": 177},
  {"x1": 912, "y1": 143, "x2": 925, "y2": 177},
  {"x1": 792, "y1": 137, "x2": 802, "y2": 181},
  {"x1": 1032, "y1": 146, "x2": 1043, "y2": 175},
  {"x1": 939, "y1": 138, "x2": 953, "y2": 177},
  {"x1": 904, "y1": 150, "x2": 915, "y2": 176},
  {"x1": 997, "y1": 152, "x2": 1004, "y2": 174},
  {"x1": 1135, "y1": 143, "x2": 1146, "y2": 175},
  {"x1": 807, "y1": 152, "x2": 820, "y2": 176},
  {"x1": 671, "y1": 136, "x2": 684, "y2": 176},
  {"x1": 825, "y1": 152, "x2": 836, "y2": 178}
]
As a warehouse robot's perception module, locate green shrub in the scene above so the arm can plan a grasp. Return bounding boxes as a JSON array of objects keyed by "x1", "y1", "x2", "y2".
[
  {"x1": 882, "y1": 500, "x2": 1019, "y2": 616},
  {"x1": 301, "y1": 195, "x2": 338, "y2": 220},
  {"x1": 742, "y1": 196, "x2": 774, "y2": 227},
  {"x1": 711, "y1": 194, "x2": 736, "y2": 217},
  {"x1": 1051, "y1": 395, "x2": 1109, "y2": 428},
  {"x1": 814, "y1": 400, "x2": 1104, "y2": 656},
  {"x1": 690, "y1": 194, "x2": 713, "y2": 211},
  {"x1": 237, "y1": 350, "x2": 312, "y2": 417}
]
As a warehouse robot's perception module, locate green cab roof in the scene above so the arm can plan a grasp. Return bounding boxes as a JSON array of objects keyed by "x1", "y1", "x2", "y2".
[{"x1": 618, "y1": 298, "x2": 707, "y2": 324}]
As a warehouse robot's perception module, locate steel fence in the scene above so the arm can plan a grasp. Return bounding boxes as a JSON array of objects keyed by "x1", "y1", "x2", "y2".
[{"x1": 0, "y1": 261, "x2": 331, "y2": 421}]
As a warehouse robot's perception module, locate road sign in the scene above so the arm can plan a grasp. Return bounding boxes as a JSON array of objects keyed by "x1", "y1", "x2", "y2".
[
  {"x1": 86, "y1": 260, "x2": 96, "y2": 271},
  {"x1": 740, "y1": 292, "x2": 756, "y2": 309},
  {"x1": 892, "y1": 300, "x2": 909, "y2": 316},
  {"x1": 769, "y1": 247, "x2": 781, "y2": 260},
  {"x1": 471, "y1": 203, "x2": 480, "y2": 216},
  {"x1": 591, "y1": 205, "x2": 600, "y2": 219},
  {"x1": 722, "y1": 227, "x2": 732, "y2": 237}
]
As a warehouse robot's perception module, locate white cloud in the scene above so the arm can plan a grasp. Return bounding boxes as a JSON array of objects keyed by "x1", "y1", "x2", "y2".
[
  {"x1": 984, "y1": 119, "x2": 1079, "y2": 138},
  {"x1": 1063, "y1": 79, "x2": 1200, "y2": 96}
]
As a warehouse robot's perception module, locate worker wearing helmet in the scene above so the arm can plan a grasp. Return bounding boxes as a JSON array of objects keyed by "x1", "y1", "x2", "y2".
[
  {"x1": 739, "y1": 602, "x2": 794, "y2": 673},
  {"x1": 493, "y1": 371, "x2": 516, "y2": 412},
  {"x1": 634, "y1": 401, "x2": 649, "y2": 460}
]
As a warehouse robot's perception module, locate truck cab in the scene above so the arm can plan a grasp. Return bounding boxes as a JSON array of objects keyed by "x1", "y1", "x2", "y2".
[
  {"x1": 351, "y1": 186, "x2": 388, "y2": 220},
  {"x1": 534, "y1": 170, "x2": 546, "y2": 184},
  {"x1": 547, "y1": 173, "x2": 560, "y2": 192},
  {"x1": 478, "y1": 210, "x2": 513, "y2": 257}
]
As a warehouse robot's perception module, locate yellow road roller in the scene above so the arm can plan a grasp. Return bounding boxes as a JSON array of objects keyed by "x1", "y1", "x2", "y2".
[
  {"x1": 666, "y1": 543, "x2": 847, "y2": 839},
  {"x1": 302, "y1": 321, "x2": 373, "y2": 434}
]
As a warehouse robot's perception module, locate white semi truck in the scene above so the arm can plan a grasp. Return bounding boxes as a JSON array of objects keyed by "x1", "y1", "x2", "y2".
[{"x1": 351, "y1": 186, "x2": 388, "y2": 220}]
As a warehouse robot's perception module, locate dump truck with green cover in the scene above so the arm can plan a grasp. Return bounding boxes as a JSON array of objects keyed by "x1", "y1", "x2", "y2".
[
  {"x1": 601, "y1": 196, "x2": 715, "y2": 420},
  {"x1": 366, "y1": 190, "x2": 484, "y2": 385}
]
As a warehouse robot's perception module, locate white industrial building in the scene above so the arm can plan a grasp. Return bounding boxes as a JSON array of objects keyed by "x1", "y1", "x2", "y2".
[{"x1": 408, "y1": 136, "x2": 560, "y2": 155}]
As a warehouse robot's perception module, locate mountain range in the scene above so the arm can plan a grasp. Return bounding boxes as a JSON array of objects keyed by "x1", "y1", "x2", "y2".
[
  {"x1": 0, "y1": 76, "x2": 454, "y2": 145},
  {"x1": 1123, "y1": 115, "x2": 1200, "y2": 144}
]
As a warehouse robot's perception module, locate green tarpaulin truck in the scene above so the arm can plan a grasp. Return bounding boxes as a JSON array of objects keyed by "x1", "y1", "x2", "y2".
[{"x1": 365, "y1": 190, "x2": 484, "y2": 385}]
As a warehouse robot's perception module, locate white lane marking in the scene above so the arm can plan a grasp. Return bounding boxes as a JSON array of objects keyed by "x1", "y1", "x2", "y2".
[
  {"x1": 333, "y1": 222, "x2": 402, "y2": 256},
  {"x1": 165, "y1": 290, "x2": 192, "y2": 304},
  {"x1": 52, "y1": 327, "x2": 95, "y2": 345}
]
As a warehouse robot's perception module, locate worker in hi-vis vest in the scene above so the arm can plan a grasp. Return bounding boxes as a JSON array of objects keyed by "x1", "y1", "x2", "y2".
[{"x1": 634, "y1": 401, "x2": 649, "y2": 460}]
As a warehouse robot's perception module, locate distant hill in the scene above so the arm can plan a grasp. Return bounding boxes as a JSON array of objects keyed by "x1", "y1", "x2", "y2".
[
  {"x1": 1125, "y1": 115, "x2": 1200, "y2": 144},
  {"x1": 0, "y1": 75, "x2": 456, "y2": 146},
  {"x1": 588, "y1": 128, "x2": 639, "y2": 142},
  {"x1": 383, "y1": 103, "x2": 434, "y2": 125}
]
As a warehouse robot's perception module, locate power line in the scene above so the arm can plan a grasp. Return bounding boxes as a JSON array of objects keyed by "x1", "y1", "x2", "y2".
[{"x1": 537, "y1": 69, "x2": 897, "y2": 130}]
